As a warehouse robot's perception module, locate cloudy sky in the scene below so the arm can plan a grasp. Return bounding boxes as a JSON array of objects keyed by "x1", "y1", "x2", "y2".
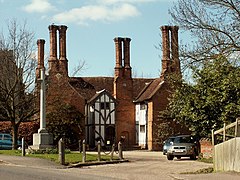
[{"x1": 0, "y1": 0, "x2": 178, "y2": 77}]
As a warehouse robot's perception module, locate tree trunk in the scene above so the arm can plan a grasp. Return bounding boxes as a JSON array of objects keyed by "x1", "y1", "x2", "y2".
[{"x1": 12, "y1": 124, "x2": 19, "y2": 150}]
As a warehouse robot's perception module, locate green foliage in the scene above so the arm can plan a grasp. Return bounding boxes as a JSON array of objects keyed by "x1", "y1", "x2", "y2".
[
  {"x1": 0, "y1": 150, "x2": 22, "y2": 155},
  {"x1": 46, "y1": 102, "x2": 84, "y2": 150},
  {"x1": 0, "y1": 150, "x2": 118, "y2": 164},
  {"x1": 156, "y1": 108, "x2": 190, "y2": 146},
  {"x1": 167, "y1": 56, "x2": 240, "y2": 137},
  {"x1": 27, "y1": 148, "x2": 71, "y2": 154},
  {"x1": 27, "y1": 148, "x2": 58, "y2": 154}
]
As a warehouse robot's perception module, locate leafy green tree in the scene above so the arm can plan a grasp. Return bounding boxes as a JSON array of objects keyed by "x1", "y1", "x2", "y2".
[
  {"x1": 167, "y1": 56, "x2": 240, "y2": 137},
  {"x1": 46, "y1": 102, "x2": 84, "y2": 149}
]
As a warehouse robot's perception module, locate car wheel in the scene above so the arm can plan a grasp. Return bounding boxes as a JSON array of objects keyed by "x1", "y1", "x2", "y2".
[
  {"x1": 177, "y1": 156, "x2": 181, "y2": 160},
  {"x1": 167, "y1": 154, "x2": 174, "y2": 160},
  {"x1": 190, "y1": 152, "x2": 196, "y2": 160}
]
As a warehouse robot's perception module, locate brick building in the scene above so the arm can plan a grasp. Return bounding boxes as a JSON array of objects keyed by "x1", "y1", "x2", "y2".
[{"x1": 36, "y1": 24, "x2": 181, "y2": 150}]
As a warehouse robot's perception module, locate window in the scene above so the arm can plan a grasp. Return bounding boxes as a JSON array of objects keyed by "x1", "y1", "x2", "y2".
[
  {"x1": 100, "y1": 103, "x2": 104, "y2": 109},
  {"x1": 3, "y1": 134, "x2": 12, "y2": 140},
  {"x1": 140, "y1": 103, "x2": 146, "y2": 110},
  {"x1": 140, "y1": 125, "x2": 145, "y2": 133},
  {"x1": 100, "y1": 102, "x2": 110, "y2": 109},
  {"x1": 106, "y1": 102, "x2": 110, "y2": 109}
]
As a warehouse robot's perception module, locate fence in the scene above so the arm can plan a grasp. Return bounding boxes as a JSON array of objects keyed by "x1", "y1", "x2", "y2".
[
  {"x1": 212, "y1": 117, "x2": 240, "y2": 145},
  {"x1": 58, "y1": 139, "x2": 123, "y2": 165},
  {"x1": 212, "y1": 117, "x2": 240, "y2": 172}
]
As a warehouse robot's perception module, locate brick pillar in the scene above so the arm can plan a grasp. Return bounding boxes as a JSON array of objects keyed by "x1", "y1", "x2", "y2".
[
  {"x1": 170, "y1": 26, "x2": 180, "y2": 74},
  {"x1": 48, "y1": 25, "x2": 59, "y2": 74},
  {"x1": 161, "y1": 26, "x2": 171, "y2": 74},
  {"x1": 123, "y1": 38, "x2": 132, "y2": 78},
  {"x1": 114, "y1": 37, "x2": 123, "y2": 77},
  {"x1": 59, "y1": 25, "x2": 67, "y2": 61},
  {"x1": 48, "y1": 25, "x2": 58, "y2": 61},
  {"x1": 36, "y1": 39, "x2": 45, "y2": 79},
  {"x1": 59, "y1": 25, "x2": 68, "y2": 76}
]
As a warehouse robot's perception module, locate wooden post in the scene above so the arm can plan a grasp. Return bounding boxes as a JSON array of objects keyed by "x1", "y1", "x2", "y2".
[
  {"x1": 118, "y1": 141, "x2": 123, "y2": 160},
  {"x1": 235, "y1": 118, "x2": 240, "y2": 137},
  {"x1": 79, "y1": 140, "x2": 82, "y2": 153},
  {"x1": 21, "y1": 137, "x2": 25, "y2": 157},
  {"x1": 223, "y1": 123, "x2": 226, "y2": 142},
  {"x1": 211, "y1": 129, "x2": 214, "y2": 146},
  {"x1": 110, "y1": 143, "x2": 115, "y2": 161},
  {"x1": 58, "y1": 138, "x2": 65, "y2": 165},
  {"x1": 97, "y1": 141, "x2": 101, "y2": 162},
  {"x1": 235, "y1": 118, "x2": 238, "y2": 137},
  {"x1": 82, "y1": 139, "x2": 86, "y2": 163}
]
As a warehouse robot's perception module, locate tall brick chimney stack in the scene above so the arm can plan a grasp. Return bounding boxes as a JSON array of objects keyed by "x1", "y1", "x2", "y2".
[
  {"x1": 114, "y1": 37, "x2": 123, "y2": 77},
  {"x1": 170, "y1": 26, "x2": 181, "y2": 74},
  {"x1": 48, "y1": 25, "x2": 59, "y2": 74},
  {"x1": 123, "y1": 38, "x2": 132, "y2": 78},
  {"x1": 36, "y1": 39, "x2": 45, "y2": 79},
  {"x1": 161, "y1": 26, "x2": 171, "y2": 74},
  {"x1": 59, "y1": 25, "x2": 68, "y2": 76},
  {"x1": 113, "y1": 36, "x2": 134, "y2": 148}
]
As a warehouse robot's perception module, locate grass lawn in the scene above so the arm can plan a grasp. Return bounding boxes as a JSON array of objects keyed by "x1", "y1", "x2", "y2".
[{"x1": 0, "y1": 150, "x2": 119, "y2": 164}]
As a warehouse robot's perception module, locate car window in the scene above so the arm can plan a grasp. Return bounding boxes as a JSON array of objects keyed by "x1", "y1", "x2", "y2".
[
  {"x1": 4, "y1": 134, "x2": 12, "y2": 140},
  {"x1": 173, "y1": 136, "x2": 195, "y2": 143},
  {"x1": 0, "y1": 134, "x2": 2, "y2": 139},
  {"x1": 165, "y1": 137, "x2": 175, "y2": 144}
]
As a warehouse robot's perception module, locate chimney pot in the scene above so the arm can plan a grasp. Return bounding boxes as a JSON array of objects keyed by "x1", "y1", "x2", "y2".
[
  {"x1": 114, "y1": 37, "x2": 124, "y2": 77},
  {"x1": 48, "y1": 25, "x2": 58, "y2": 61},
  {"x1": 59, "y1": 25, "x2": 68, "y2": 61},
  {"x1": 36, "y1": 39, "x2": 45, "y2": 78},
  {"x1": 161, "y1": 25, "x2": 171, "y2": 74}
]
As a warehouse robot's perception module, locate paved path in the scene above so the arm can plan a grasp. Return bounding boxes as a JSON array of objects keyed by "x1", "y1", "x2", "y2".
[{"x1": 1, "y1": 151, "x2": 240, "y2": 179}]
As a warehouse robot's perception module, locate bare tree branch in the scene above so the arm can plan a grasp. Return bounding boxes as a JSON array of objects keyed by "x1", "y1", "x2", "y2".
[
  {"x1": 169, "y1": 0, "x2": 240, "y2": 69},
  {"x1": 0, "y1": 19, "x2": 37, "y2": 149}
]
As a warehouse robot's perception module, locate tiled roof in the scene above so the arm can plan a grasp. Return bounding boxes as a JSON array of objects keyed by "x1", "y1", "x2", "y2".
[
  {"x1": 69, "y1": 77, "x2": 112, "y2": 100},
  {"x1": 69, "y1": 76, "x2": 154, "y2": 101},
  {"x1": 134, "y1": 78, "x2": 165, "y2": 103},
  {"x1": 87, "y1": 89, "x2": 116, "y2": 104}
]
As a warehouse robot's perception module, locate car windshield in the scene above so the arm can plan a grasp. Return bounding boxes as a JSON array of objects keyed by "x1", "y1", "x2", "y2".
[
  {"x1": 165, "y1": 137, "x2": 175, "y2": 144},
  {"x1": 173, "y1": 136, "x2": 194, "y2": 143},
  {"x1": 4, "y1": 134, "x2": 12, "y2": 140}
]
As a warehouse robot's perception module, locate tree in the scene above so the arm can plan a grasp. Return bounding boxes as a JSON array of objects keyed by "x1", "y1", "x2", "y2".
[
  {"x1": 169, "y1": 0, "x2": 240, "y2": 67},
  {"x1": 167, "y1": 56, "x2": 240, "y2": 137},
  {"x1": 46, "y1": 102, "x2": 84, "y2": 150},
  {"x1": 0, "y1": 19, "x2": 37, "y2": 149}
]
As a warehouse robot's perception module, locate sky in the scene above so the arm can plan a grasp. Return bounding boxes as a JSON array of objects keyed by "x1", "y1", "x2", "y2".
[{"x1": 0, "y1": 0, "x2": 179, "y2": 78}]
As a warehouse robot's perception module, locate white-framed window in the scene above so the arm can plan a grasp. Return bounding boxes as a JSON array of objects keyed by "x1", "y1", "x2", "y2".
[{"x1": 140, "y1": 125, "x2": 145, "y2": 133}]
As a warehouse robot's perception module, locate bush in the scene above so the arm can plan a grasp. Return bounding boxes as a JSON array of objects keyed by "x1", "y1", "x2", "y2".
[
  {"x1": 0, "y1": 121, "x2": 39, "y2": 144},
  {"x1": 46, "y1": 103, "x2": 84, "y2": 150}
]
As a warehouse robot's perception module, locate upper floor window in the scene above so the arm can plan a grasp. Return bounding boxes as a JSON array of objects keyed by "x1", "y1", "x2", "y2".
[
  {"x1": 100, "y1": 102, "x2": 110, "y2": 109},
  {"x1": 140, "y1": 103, "x2": 146, "y2": 110}
]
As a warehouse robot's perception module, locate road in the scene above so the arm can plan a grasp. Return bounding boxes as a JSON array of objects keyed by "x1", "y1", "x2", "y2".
[{"x1": 0, "y1": 151, "x2": 240, "y2": 180}]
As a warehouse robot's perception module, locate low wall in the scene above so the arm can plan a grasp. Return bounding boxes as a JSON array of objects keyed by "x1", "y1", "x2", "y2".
[
  {"x1": 214, "y1": 137, "x2": 240, "y2": 172},
  {"x1": 200, "y1": 138, "x2": 213, "y2": 159}
]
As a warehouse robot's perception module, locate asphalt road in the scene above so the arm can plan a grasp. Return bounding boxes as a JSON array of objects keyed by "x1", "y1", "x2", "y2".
[{"x1": 0, "y1": 151, "x2": 240, "y2": 180}]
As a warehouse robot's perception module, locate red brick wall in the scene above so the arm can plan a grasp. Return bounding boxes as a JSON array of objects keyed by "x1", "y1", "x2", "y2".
[
  {"x1": 200, "y1": 138, "x2": 213, "y2": 159},
  {"x1": 114, "y1": 77, "x2": 135, "y2": 147},
  {"x1": 151, "y1": 82, "x2": 171, "y2": 150}
]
